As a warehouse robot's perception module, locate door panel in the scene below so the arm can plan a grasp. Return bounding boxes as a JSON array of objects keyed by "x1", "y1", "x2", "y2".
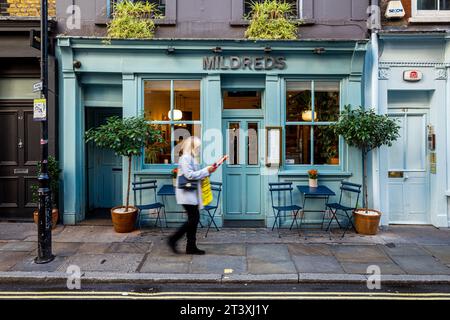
[
  {"x1": 388, "y1": 112, "x2": 429, "y2": 224},
  {"x1": 223, "y1": 119, "x2": 263, "y2": 220},
  {"x1": 0, "y1": 105, "x2": 39, "y2": 220}
]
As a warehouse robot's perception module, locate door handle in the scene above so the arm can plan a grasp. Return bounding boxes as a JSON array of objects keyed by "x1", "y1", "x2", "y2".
[{"x1": 403, "y1": 174, "x2": 409, "y2": 181}]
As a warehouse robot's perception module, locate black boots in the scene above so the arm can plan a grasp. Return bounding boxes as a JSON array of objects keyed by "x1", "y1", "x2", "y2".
[
  {"x1": 186, "y1": 243, "x2": 205, "y2": 255},
  {"x1": 167, "y1": 236, "x2": 180, "y2": 254}
]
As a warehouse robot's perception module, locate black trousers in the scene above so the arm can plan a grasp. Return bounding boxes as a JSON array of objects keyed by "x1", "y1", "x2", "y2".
[{"x1": 171, "y1": 204, "x2": 200, "y2": 247}]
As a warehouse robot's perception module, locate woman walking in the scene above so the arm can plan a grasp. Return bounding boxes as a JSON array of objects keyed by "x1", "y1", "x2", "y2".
[{"x1": 168, "y1": 136, "x2": 216, "y2": 255}]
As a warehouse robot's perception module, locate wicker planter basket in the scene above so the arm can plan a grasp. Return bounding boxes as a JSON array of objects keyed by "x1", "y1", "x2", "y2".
[
  {"x1": 111, "y1": 206, "x2": 138, "y2": 233},
  {"x1": 353, "y1": 209, "x2": 382, "y2": 235}
]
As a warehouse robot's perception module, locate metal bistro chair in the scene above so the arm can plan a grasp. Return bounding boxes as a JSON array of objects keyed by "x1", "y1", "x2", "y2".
[
  {"x1": 269, "y1": 182, "x2": 302, "y2": 238},
  {"x1": 325, "y1": 181, "x2": 362, "y2": 237},
  {"x1": 202, "y1": 181, "x2": 222, "y2": 238},
  {"x1": 132, "y1": 180, "x2": 167, "y2": 231}
]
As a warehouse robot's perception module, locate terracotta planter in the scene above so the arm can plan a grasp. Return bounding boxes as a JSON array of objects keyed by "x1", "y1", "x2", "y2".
[
  {"x1": 308, "y1": 178, "x2": 318, "y2": 188},
  {"x1": 353, "y1": 208, "x2": 382, "y2": 235},
  {"x1": 111, "y1": 206, "x2": 138, "y2": 233},
  {"x1": 172, "y1": 178, "x2": 177, "y2": 187},
  {"x1": 328, "y1": 157, "x2": 339, "y2": 165},
  {"x1": 33, "y1": 209, "x2": 59, "y2": 230}
]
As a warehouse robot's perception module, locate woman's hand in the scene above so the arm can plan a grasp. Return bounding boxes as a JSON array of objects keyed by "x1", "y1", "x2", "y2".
[{"x1": 207, "y1": 166, "x2": 217, "y2": 174}]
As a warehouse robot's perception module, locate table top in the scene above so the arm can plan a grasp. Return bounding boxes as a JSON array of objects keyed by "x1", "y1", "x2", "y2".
[
  {"x1": 157, "y1": 184, "x2": 176, "y2": 196},
  {"x1": 297, "y1": 185, "x2": 336, "y2": 196}
]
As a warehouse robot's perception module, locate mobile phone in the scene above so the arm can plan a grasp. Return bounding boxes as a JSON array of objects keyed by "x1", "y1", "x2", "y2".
[{"x1": 213, "y1": 155, "x2": 228, "y2": 168}]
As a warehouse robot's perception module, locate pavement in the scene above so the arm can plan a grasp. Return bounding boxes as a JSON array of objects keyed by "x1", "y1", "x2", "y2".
[{"x1": 0, "y1": 222, "x2": 450, "y2": 285}]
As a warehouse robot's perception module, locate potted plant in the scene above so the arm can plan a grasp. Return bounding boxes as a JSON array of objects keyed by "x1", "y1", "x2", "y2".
[
  {"x1": 244, "y1": 0, "x2": 299, "y2": 40},
  {"x1": 308, "y1": 169, "x2": 318, "y2": 188},
  {"x1": 31, "y1": 156, "x2": 61, "y2": 229},
  {"x1": 85, "y1": 116, "x2": 164, "y2": 233},
  {"x1": 106, "y1": 0, "x2": 163, "y2": 40},
  {"x1": 333, "y1": 105, "x2": 400, "y2": 235}
]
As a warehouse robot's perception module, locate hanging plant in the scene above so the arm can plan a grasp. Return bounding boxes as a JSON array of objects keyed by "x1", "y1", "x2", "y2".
[
  {"x1": 245, "y1": 0, "x2": 299, "y2": 40},
  {"x1": 106, "y1": 0, "x2": 163, "y2": 40}
]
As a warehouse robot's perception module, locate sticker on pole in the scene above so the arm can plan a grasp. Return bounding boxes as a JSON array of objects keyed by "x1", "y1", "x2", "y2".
[{"x1": 33, "y1": 99, "x2": 47, "y2": 121}]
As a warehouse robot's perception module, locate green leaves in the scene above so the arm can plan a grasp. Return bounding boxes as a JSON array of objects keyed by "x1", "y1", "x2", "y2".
[
  {"x1": 245, "y1": 0, "x2": 299, "y2": 40},
  {"x1": 106, "y1": 0, "x2": 163, "y2": 40},
  {"x1": 333, "y1": 105, "x2": 400, "y2": 154},
  {"x1": 85, "y1": 116, "x2": 164, "y2": 158}
]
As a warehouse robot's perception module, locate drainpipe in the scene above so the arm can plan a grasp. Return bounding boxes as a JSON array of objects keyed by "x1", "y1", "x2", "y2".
[{"x1": 370, "y1": 0, "x2": 381, "y2": 218}]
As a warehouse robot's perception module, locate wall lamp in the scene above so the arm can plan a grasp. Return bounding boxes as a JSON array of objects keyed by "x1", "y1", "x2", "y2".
[
  {"x1": 313, "y1": 47, "x2": 326, "y2": 54},
  {"x1": 167, "y1": 46, "x2": 175, "y2": 54},
  {"x1": 264, "y1": 46, "x2": 272, "y2": 53},
  {"x1": 212, "y1": 46, "x2": 222, "y2": 53},
  {"x1": 73, "y1": 60, "x2": 81, "y2": 69}
]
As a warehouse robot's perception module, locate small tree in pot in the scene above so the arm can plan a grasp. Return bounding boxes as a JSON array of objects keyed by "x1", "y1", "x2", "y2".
[
  {"x1": 333, "y1": 105, "x2": 400, "y2": 235},
  {"x1": 85, "y1": 116, "x2": 164, "y2": 233}
]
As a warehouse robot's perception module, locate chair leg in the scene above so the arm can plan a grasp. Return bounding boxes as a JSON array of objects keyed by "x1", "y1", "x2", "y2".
[
  {"x1": 136, "y1": 209, "x2": 141, "y2": 229},
  {"x1": 162, "y1": 206, "x2": 168, "y2": 228},
  {"x1": 342, "y1": 210, "x2": 354, "y2": 238},
  {"x1": 271, "y1": 211, "x2": 281, "y2": 238}
]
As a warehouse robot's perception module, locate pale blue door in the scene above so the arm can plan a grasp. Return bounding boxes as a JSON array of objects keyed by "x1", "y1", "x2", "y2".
[
  {"x1": 87, "y1": 109, "x2": 123, "y2": 209},
  {"x1": 222, "y1": 118, "x2": 263, "y2": 220},
  {"x1": 387, "y1": 111, "x2": 429, "y2": 224}
]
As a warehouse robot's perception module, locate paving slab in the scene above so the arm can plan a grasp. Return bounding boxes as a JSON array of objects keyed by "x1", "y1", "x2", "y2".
[
  {"x1": 340, "y1": 262, "x2": 405, "y2": 275},
  {"x1": 190, "y1": 255, "x2": 246, "y2": 274},
  {"x1": 380, "y1": 244, "x2": 429, "y2": 257},
  {"x1": 0, "y1": 241, "x2": 36, "y2": 252},
  {"x1": 57, "y1": 253, "x2": 144, "y2": 273},
  {"x1": 247, "y1": 260, "x2": 297, "y2": 274},
  {"x1": 222, "y1": 274, "x2": 298, "y2": 283},
  {"x1": 332, "y1": 245, "x2": 392, "y2": 263},
  {"x1": 139, "y1": 259, "x2": 190, "y2": 274},
  {"x1": 106, "y1": 242, "x2": 151, "y2": 254},
  {"x1": 423, "y1": 245, "x2": 450, "y2": 264},
  {"x1": 196, "y1": 243, "x2": 246, "y2": 256},
  {"x1": 0, "y1": 252, "x2": 31, "y2": 271},
  {"x1": 287, "y1": 244, "x2": 333, "y2": 256},
  {"x1": 292, "y1": 255, "x2": 344, "y2": 274},
  {"x1": 0, "y1": 223, "x2": 36, "y2": 241},
  {"x1": 247, "y1": 244, "x2": 291, "y2": 262},
  {"x1": 29, "y1": 242, "x2": 83, "y2": 257},
  {"x1": 390, "y1": 255, "x2": 450, "y2": 275},
  {"x1": 52, "y1": 226, "x2": 131, "y2": 243},
  {"x1": 76, "y1": 242, "x2": 113, "y2": 254},
  {"x1": 11, "y1": 255, "x2": 68, "y2": 272}
]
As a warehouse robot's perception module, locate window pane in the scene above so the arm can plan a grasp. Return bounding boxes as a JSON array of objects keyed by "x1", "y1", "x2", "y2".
[
  {"x1": 417, "y1": 0, "x2": 438, "y2": 10},
  {"x1": 145, "y1": 124, "x2": 171, "y2": 164},
  {"x1": 244, "y1": 0, "x2": 298, "y2": 17},
  {"x1": 173, "y1": 124, "x2": 202, "y2": 163},
  {"x1": 285, "y1": 125, "x2": 311, "y2": 165},
  {"x1": 223, "y1": 91, "x2": 261, "y2": 109},
  {"x1": 440, "y1": 0, "x2": 450, "y2": 10},
  {"x1": 314, "y1": 126, "x2": 340, "y2": 165},
  {"x1": 247, "y1": 123, "x2": 258, "y2": 165},
  {"x1": 174, "y1": 80, "x2": 200, "y2": 121},
  {"x1": 286, "y1": 82, "x2": 312, "y2": 122},
  {"x1": 112, "y1": 0, "x2": 166, "y2": 15},
  {"x1": 228, "y1": 123, "x2": 240, "y2": 165},
  {"x1": 144, "y1": 80, "x2": 171, "y2": 121},
  {"x1": 315, "y1": 81, "x2": 340, "y2": 122}
]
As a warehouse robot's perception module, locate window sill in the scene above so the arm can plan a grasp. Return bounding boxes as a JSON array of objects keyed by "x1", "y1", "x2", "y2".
[
  {"x1": 409, "y1": 16, "x2": 450, "y2": 23},
  {"x1": 229, "y1": 18, "x2": 312, "y2": 27},
  {"x1": 95, "y1": 18, "x2": 176, "y2": 26},
  {"x1": 278, "y1": 170, "x2": 353, "y2": 177}
]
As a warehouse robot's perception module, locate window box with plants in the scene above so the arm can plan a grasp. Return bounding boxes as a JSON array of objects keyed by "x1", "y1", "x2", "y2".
[
  {"x1": 85, "y1": 115, "x2": 164, "y2": 233},
  {"x1": 333, "y1": 106, "x2": 400, "y2": 235}
]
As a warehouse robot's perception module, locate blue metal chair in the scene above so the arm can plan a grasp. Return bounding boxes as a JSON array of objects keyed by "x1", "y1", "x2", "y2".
[
  {"x1": 325, "y1": 181, "x2": 362, "y2": 237},
  {"x1": 202, "y1": 181, "x2": 222, "y2": 238},
  {"x1": 268, "y1": 182, "x2": 302, "y2": 238},
  {"x1": 132, "y1": 180, "x2": 167, "y2": 231}
]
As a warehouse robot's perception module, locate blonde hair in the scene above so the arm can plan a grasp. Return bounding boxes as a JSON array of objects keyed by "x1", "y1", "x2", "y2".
[{"x1": 181, "y1": 136, "x2": 202, "y2": 157}]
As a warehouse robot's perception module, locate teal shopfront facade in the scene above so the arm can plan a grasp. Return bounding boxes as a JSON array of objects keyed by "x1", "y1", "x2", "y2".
[{"x1": 57, "y1": 38, "x2": 367, "y2": 227}]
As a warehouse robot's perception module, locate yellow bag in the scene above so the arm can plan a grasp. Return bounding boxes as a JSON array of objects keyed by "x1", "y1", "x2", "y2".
[{"x1": 201, "y1": 177, "x2": 213, "y2": 207}]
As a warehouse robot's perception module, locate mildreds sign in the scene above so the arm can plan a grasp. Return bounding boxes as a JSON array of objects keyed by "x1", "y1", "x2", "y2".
[{"x1": 203, "y1": 56, "x2": 286, "y2": 71}]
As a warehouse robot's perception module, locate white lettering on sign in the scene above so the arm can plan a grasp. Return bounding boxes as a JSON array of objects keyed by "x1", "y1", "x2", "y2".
[{"x1": 404, "y1": 70, "x2": 422, "y2": 82}]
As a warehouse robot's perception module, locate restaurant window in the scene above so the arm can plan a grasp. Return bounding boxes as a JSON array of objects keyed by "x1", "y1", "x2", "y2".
[
  {"x1": 285, "y1": 81, "x2": 340, "y2": 166},
  {"x1": 244, "y1": 0, "x2": 299, "y2": 18},
  {"x1": 144, "y1": 80, "x2": 201, "y2": 165},
  {"x1": 223, "y1": 90, "x2": 262, "y2": 109}
]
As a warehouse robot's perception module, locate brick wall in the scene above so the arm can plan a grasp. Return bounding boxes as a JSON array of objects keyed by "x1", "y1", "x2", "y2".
[{"x1": 2, "y1": 0, "x2": 56, "y2": 17}]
